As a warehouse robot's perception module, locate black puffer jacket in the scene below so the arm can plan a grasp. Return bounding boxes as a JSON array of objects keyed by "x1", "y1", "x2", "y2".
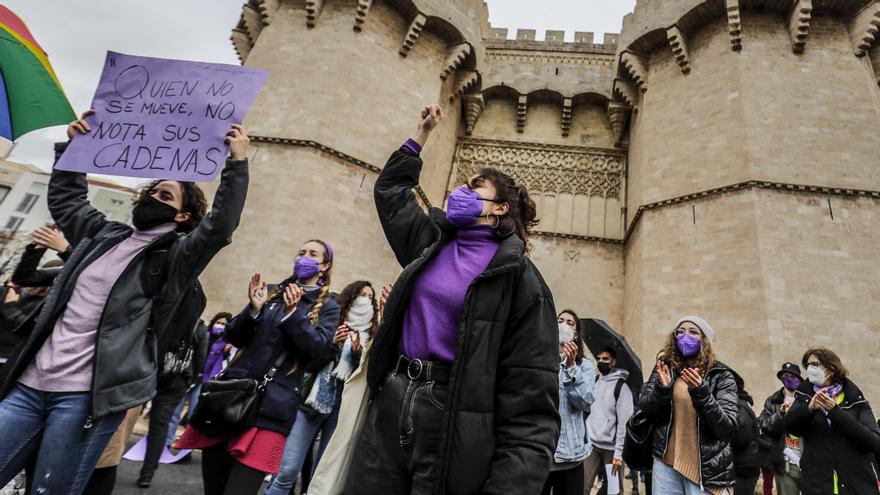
[
  {"x1": 367, "y1": 148, "x2": 560, "y2": 495},
  {"x1": 730, "y1": 371, "x2": 760, "y2": 479},
  {"x1": 756, "y1": 388, "x2": 790, "y2": 469},
  {"x1": 0, "y1": 143, "x2": 248, "y2": 418},
  {"x1": 783, "y1": 378, "x2": 880, "y2": 495},
  {"x1": 637, "y1": 361, "x2": 739, "y2": 489}
]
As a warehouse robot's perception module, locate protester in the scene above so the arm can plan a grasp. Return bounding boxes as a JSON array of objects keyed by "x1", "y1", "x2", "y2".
[
  {"x1": 540, "y1": 309, "x2": 594, "y2": 495},
  {"x1": 308, "y1": 283, "x2": 391, "y2": 495},
  {"x1": 584, "y1": 344, "x2": 634, "y2": 493},
  {"x1": 345, "y1": 104, "x2": 559, "y2": 495},
  {"x1": 638, "y1": 316, "x2": 738, "y2": 495},
  {"x1": 783, "y1": 348, "x2": 880, "y2": 495},
  {"x1": 757, "y1": 362, "x2": 803, "y2": 495},
  {"x1": 730, "y1": 371, "x2": 761, "y2": 495},
  {"x1": 0, "y1": 227, "x2": 68, "y2": 389},
  {"x1": 175, "y1": 239, "x2": 340, "y2": 495},
  {"x1": 137, "y1": 313, "x2": 210, "y2": 488},
  {"x1": 167, "y1": 312, "x2": 234, "y2": 448},
  {"x1": 265, "y1": 280, "x2": 379, "y2": 495},
  {"x1": 0, "y1": 110, "x2": 250, "y2": 495}
]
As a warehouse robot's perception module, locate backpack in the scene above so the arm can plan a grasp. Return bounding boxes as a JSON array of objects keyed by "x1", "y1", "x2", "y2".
[
  {"x1": 734, "y1": 394, "x2": 758, "y2": 452},
  {"x1": 141, "y1": 238, "x2": 207, "y2": 379},
  {"x1": 584, "y1": 377, "x2": 637, "y2": 444}
]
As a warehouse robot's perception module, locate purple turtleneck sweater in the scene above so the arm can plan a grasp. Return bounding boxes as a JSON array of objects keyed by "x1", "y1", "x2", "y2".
[
  {"x1": 19, "y1": 222, "x2": 177, "y2": 392},
  {"x1": 402, "y1": 223, "x2": 500, "y2": 363}
]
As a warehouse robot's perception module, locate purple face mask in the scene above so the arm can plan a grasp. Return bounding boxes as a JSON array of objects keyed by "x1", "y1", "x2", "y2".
[
  {"x1": 446, "y1": 185, "x2": 485, "y2": 227},
  {"x1": 293, "y1": 256, "x2": 321, "y2": 281},
  {"x1": 676, "y1": 333, "x2": 702, "y2": 358},
  {"x1": 781, "y1": 375, "x2": 801, "y2": 391},
  {"x1": 211, "y1": 324, "x2": 225, "y2": 336}
]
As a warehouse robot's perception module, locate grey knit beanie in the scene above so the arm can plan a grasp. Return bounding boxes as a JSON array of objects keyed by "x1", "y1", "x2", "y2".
[{"x1": 675, "y1": 315, "x2": 716, "y2": 342}]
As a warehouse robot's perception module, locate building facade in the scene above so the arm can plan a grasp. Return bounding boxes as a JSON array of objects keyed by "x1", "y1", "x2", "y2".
[
  {"x1": 0, "y1": 158, "x2": 135, "y2": 275},
  {"x1": 201, "y1": 0, "x2": 880, "y2": 403}
]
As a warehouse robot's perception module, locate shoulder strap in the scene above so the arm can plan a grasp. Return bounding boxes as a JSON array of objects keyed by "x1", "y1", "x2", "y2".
[
  {"x1": 614, "y1": 378, "x2": 625, "y2": 402},
  {"x1": 260, "y1": 349, "x2": 291, "y2": 390}
]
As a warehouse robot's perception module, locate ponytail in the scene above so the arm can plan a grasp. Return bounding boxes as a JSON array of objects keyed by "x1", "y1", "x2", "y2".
[{"x1": 469, "y1": 169, "x2": 539, "y2": 253}]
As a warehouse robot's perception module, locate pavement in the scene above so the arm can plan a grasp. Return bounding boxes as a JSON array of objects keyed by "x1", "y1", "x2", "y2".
[{"x1": 113, "y1": 436, "x2": 208, "y2": 495}]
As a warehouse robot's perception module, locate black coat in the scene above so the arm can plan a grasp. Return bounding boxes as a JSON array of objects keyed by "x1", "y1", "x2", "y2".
[
  {"x1": 731, "y1": 372, "x2": 761, "y2": 478},
  {"x1": 222, "y1": 287, "x2": 339, "y2": 435},
  {"x1": 783, "y1": 378, "x2": 880, "y2": 495},
  {"x1": 11, "y1": 244, "x2": 68, "y2": 288},
  {"x1": 757, "y1": 388, "x2": 790, "y2": 469},
  {"x1": 638, "y1": 361, "x2": 739, "y2": 489},
  {"x1": 367, "y1": 148, "x2": 560, "y2": 495},
  {"x1": 0, "y1": 143, "x2": 248, "y2": 418}
]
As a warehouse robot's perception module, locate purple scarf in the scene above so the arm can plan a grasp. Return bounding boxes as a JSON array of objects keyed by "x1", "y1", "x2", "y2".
[{"x1": 813, "y1": 382, "x2": 843, "y2": 425}]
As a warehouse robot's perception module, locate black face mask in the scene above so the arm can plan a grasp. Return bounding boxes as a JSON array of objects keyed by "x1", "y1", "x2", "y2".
[
  {"x1": 132, "y1": 195, "x2": 180, "y2": 231},
  {"x1": 597, "y1": 362, "x2": 612, "y2": 375}
]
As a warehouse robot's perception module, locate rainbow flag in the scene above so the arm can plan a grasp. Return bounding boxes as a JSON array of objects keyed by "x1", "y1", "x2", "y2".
[{"x1": 0, "y1": 5, "x2": 75, "y2": 149}]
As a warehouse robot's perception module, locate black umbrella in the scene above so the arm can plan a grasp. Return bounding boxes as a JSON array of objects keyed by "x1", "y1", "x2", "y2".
[{"x1": 580, "y1": 318, "x2": 644, "y2": 393}]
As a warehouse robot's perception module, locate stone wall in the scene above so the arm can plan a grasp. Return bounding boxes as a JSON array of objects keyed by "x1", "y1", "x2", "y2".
[
  {"x1": 202, "y1": 0, "x2": 484, "y2": 314},
  {"x1": 624, "y1": 187, "x2": 880, "y2": 405},
  {"x1": 531, "y1": 236, "x2": 625, "y2": 331}
]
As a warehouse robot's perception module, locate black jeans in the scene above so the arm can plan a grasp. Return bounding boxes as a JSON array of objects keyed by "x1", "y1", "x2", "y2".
[
  {"x1": 140, "y1": 374, "x2": 188, "y2": 477},
  {"x1": 540, "y1": 463, "x2": 585, "y2": 495},
  {"x1": 82, "y1": 466, "x2": 116, "y2": 495},
  {"x1": 734, "y1": 474, "x2": 760, "y2": 495},
  {"x1": 201, "y1": 442, "x2": 266, "y2": 495},
  {"x1": 345, "y1": 371, "x2": 448, "y2": 495}
]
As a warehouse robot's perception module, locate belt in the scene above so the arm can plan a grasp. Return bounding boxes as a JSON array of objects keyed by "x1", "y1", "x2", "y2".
[{"x1": 394, "y1": 355, "x2": 451, "y2": 383}]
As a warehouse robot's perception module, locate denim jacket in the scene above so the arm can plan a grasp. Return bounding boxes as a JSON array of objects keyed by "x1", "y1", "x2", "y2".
[{"x1": 554, "y1": 357, "x2": 596, "y2": 463}]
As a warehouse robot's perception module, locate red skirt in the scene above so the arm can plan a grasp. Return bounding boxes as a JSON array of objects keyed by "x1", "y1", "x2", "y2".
[{"x1": 175, "y1": 425, "x2": 287, "y2": 474}]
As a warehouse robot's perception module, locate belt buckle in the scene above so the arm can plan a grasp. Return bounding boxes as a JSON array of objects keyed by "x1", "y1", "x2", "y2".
[{"x1": 407, "y1": 358, "x2": 424, "y2": 380}]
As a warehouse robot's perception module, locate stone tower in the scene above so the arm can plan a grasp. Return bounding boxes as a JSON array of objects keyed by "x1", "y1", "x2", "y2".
[
  {"x1": 204, "y1": 0, "x2": 880, "y2": 403},
  {"x1": 615, "y1": 0, "x2": 880, "y2": 401},
  {"x1": 199, "y1": 0, "x2": 488, "y2": 311}
]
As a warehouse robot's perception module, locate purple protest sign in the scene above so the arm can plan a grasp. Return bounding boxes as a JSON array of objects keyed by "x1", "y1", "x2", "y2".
[{"x1": 55, "y1": 51, "x2": 268, "y2": 181}]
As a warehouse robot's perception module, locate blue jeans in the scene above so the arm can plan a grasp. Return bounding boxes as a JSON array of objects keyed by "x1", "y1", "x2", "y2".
[
  {"x1": 264, "y1": 401, "x2": 341, "y2": 495},
  {"x1": 0, "y1": 384, "x2": 124, "y2": 495},
  {"x1": 652, "y1": 458, "x2": 731, "y2": 495},
  {"x1": 166, "y1": 382, "x2": 202, "y2": 446}
]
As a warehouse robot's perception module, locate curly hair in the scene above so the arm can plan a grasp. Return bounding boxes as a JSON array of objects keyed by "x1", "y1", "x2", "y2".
[
  {"x1": 336, "y1": 281, "x2": 380, "y2": 339},
  {"x1": 468, "y1": 169, "x2": 539, "y2": 253},
  {"x1": 660, "y1": 329, "x2": 717, "y2": 373},
  {"x1": 208, "y1": 312, "x2": 233, "y2": 329},
  {"x1": 134, "y1": 180, "x2": 208, "y2": 232}
]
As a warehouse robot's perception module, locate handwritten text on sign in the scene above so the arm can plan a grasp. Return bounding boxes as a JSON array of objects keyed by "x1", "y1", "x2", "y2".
[{"x1": 55, "y1": 51, "x2": 269, "y2": 181}]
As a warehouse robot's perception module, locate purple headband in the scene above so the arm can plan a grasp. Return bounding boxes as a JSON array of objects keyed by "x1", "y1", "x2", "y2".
[{"x1": 322, "y1": 241, "x2": 334, "y2": 262}]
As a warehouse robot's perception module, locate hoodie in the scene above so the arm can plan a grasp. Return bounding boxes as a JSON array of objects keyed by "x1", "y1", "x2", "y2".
[{"x1": 586, "y1": 368, "x2": 634, "y2": 459}]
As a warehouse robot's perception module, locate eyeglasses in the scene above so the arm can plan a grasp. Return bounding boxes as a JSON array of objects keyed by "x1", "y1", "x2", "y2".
[
  {"x1": 673, "y1": 328, "x2": 702, "y2": 338},
  {"x1": 806, "y1": 362, "x2": 822, "y2": 368}
]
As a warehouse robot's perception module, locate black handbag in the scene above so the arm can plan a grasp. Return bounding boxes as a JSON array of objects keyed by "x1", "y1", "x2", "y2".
[
  {"x1": 189, "y1": 349, "x2": 287, "y2": 437},
  {"x1": 622, "y1": 409, "x2": 656, "y2": 471}
]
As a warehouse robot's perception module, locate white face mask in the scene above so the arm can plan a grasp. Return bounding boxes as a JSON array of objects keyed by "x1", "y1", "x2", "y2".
[
  {"x1": 346, "y1": 296, "x2": 375, "y2": 332},
  {"x1": 806, "y1": 365, "x2": 827, "y2": 386},
  {"x1": 558, "y1": 323, "x2": 574, "y2": 345}
]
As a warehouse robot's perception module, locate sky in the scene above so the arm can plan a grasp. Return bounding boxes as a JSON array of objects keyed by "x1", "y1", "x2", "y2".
[{"x1": 3, "y1": 0, "x2": 636, "y2": 183}]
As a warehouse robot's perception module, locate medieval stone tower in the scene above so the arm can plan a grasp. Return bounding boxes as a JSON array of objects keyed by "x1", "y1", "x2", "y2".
[{"x1": 200, "y1": 0, "x2": 880, "y2": 402}]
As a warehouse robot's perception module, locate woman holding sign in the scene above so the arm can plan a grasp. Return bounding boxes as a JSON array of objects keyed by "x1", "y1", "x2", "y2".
[{"x1": 0, "y1": 110, "x2": 250, "y2": 495}]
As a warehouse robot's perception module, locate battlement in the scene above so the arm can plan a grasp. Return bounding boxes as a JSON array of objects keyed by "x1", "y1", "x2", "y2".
[{"x1": 485, "y1": 28, "x2": 619, "y2": 54}]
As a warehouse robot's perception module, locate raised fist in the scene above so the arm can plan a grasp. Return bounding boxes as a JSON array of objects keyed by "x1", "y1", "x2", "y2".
[{"x1": 419, "y1": 104, "x2": 443, "y2": 132}]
